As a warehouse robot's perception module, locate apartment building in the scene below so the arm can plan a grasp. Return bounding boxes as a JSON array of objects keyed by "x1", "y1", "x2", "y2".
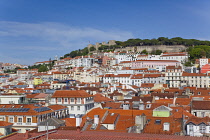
[
  {"x1": 131, "y1": 60, "x2": 181, "y2": 72},
  {"x1": 0, "y1": 104, "x2": 68, "y2": 133},
  {"x1": 101, "y1": 74, "x2": 132, "y2": 85},
  {"x1": 71, "y1": 56, "x2": 95, "y2": 68},
  {"x1": 52, "y1": 72, "x2": 70, "y2": 81},
  {"x1": 165, "y1": 66, "x2": 182, "y2": 88},
  {"x1": 199, "y1": 57, "x2": 210, "y2": 68},
  {"x1": 115, "y1": 52, "x2": 138, "y2": 63},
  {"x1": 159, "y1": 52, "x2": 189, "y2": 63},
  {"x1": 50, "y1": 90, "x2": 94, "y2": 115},
  {"x1": 142, "y1": 73, "x2": 165, "y2": 84},
  {"x1": 181, "y1": 72, "x2": 209, "y2": 88},
  {"x1": 0, "y1": 94, "x2": 26, "y2": 104}
]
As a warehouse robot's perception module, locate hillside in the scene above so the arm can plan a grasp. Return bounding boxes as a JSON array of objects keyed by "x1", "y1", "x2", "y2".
[{"x1": 61, "y1": 37, "x2": 210, "y2": 62}]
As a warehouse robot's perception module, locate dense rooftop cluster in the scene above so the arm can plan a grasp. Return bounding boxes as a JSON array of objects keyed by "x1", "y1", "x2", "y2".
[{"x1": 1, "y1": 50, "x2": 210, "y2": 139}]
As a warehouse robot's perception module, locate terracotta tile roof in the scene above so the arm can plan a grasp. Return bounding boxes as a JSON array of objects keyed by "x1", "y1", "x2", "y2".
[
  {"x1": 115, "y1": 115, "x2": 135, "y2": 131},
  {"x1": 144, "y1": 74, "x2": 165, "y2": 78},
  {"x1": 170, "y1": 106, "x2": 193, "y2": 118},
  {"x1": 108, "y1": 91, "x2": 123, "y2": 97},
  {"x1": 141, "y1": 83, "x2": 154, "y2": 88},
  {"x1": 183, "y1": 87, "x2": 197, "y2": 90},
  {"x1": 131, "y1": 85, "x2": 140, "y2": 89},
  {"x1": 151, "y1": 92, "x2": 175, "y2": 99},
  {"x1": 143, "y1": 116, "x2": 182, "y2": 135},
  {"x1": 48, "y1": 105, "x2": 67, "y2": 110},
  {"x1": 191, "y1": 100, "x2": 210, "y2": 110},
  {"x1": 94, "y1": 93, "x2": 113, "y2": 103},
  {"x1": 101, "y1": 102, "x2": 122, "y2": 109},
  {"x1": 175, "y1": 98, "x2": 191, "y2": 106},
  {"x1": 186, "y1": 116, "x2": 210, "y2": 125},
  {"x1": 102, "y1": 113, "x2": 119, "y2": 124},
  {"x1": 130, "y1": 74, "x2": 143, "y2": 79},
  {"x1": 52, "y1": 90, "x2": 93, "y2": 98},
  {"x1": 0, "y1": 121, "x2": 13, "y2": 126},
  {"x1": 80, "y1": 108, "x2": 107, "y2": 126},
  {"x1": 3, "y1": 129, "x2": 210, "y2": 140},
  {"x1": 155, "y1": 99, "x2": 173, "y2": 104},
  {"x1": 182, "y1": 72, "x2": 207, "y2": 76},
  {"x1": 122, "y1": 96, "x2": 154, "y2": 103},
  {"x1": 62, "y1": 118, "x2": 76, "y2": 127}
]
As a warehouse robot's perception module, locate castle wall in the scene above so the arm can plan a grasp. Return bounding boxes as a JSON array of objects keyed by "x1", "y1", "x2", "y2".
[{"x1": 115, "y1": 45, "x2": 186, "y2": 53}]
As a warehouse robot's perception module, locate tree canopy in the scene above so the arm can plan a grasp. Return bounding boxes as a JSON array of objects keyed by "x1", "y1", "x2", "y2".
[{"x1": 61, "y1": 37, "x2": 210, "y2": 60}]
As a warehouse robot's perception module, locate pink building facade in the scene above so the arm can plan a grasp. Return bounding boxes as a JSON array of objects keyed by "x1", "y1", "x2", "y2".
[{"x1": 131, "y1": 60, "x2": 181, "y2": 71}]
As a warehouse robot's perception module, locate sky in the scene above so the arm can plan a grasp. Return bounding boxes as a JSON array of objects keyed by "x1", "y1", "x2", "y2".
[{"x1": 0, "y1": 0, "x2": 210, "y2": 65}]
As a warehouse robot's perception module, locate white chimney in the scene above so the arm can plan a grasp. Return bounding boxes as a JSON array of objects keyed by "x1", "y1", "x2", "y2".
[
  {"x1": 94, "y1": 115, "x2": 99, "y2": 124},
  {"x1": 173, "y1": 97, "x2": 177, "y2": 105},
  {"x1": 139, "y1": 104, "x2": 145, "y2": 110},
  {"x1": 76, "y1": 115, "x2": 82, "y2": 127},
  {"x1": 123, "y1": 104, "x2": 129, "y2": 110}
]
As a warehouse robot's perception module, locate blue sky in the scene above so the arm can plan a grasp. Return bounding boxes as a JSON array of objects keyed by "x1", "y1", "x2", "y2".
[{"x1": 0, "y1": 0, "x2": 210, "y2": 65}]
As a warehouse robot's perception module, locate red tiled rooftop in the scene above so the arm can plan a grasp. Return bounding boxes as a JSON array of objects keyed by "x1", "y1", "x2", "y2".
[{"x1": 52, "y1": 90, "x2": 93, "y2": 98}]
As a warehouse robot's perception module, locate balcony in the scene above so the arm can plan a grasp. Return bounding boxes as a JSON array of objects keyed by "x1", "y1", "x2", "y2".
[
  {"x1": 26, "y1": 122, "x2": 31, "y2": 125},
  {"x1": 16, "y1": 122, "x2": 22, "y2": 125},
  {"x1": 14, "y1": 122, "x2": 37, "y2": 126}
]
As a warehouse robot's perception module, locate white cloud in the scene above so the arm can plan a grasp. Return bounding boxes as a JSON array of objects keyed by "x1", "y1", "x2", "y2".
[
  {"x1": 0, "y1": 21, "x2": 134, "y2": 65},
  {"x1": 0, "y1": 21, "x2": 134, "y2": 49}
]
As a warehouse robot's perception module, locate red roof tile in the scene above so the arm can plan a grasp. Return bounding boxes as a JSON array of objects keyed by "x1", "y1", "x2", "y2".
[{"x1": 52, "y1": 90, "x2": 93, "y2": 98}]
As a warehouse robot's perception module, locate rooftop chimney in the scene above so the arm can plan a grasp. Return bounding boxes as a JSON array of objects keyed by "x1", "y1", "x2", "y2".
[
  {"x1": 25, "y1": 129, "x2": 29, "y2": 139},
  {"x1": 94, "y1": 115, "x2": 99, "y2": 124},
  {"x1": 76, "y1": 126, "x2": 81, "y2": 133}
]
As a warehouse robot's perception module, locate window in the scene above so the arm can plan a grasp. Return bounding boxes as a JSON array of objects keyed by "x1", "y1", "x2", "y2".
[
  {"x1": 18, "y1": 118, "x2": 22, "y2": 122},
  {"x1": 58, "y1": 98, "x2": 62, "y2": 102},
  {"x1": 0, "y1": 117, "x2": 4, "y2": 121},
  {"x1": 155, "y1": 120, "x2": 161, "y2": 124},
  {"x1": 71, "y1": 106, "x2": 74, "y2": 110},
  {"x1": 70, "y1": 98, "x2": 74, "y2": 103},
  {"x1": 9, "y1": 117, "x2": 13, "y2": 123},
  {"x1": 198, "y1": 92, "x2": 201, "y2": 95},
  {"x1": 163, "y1": 122, "x2": 170, "y2": 131},
  {"x1": 146, "y1": 104, "x2": 151, "y2": 108},
  {"x1": 199, "y1": 124, "x2": 206, "y2": 133},
  {"x1": 51, "y1": 98, "x2": 55, "y2": 103},
  {"x1": 202, "y1": 112, "x2": 205, "y2": 117},
  {"x1": 64, "y1": 98, "x2": 68, "y2": 102},
  {"x1": 77, "y1": 106, "x2": 80, "y2": 111},
  {"x1": 9, "y1": 101, "x2": 14, "y2": 104},
  {"x1": 77, "y1": 98, "x2": 81, "y2": 103},
  {"x1": 189, "y1": 124, "x2": 193, "y2": 131},
  {"x1": 27, "y1": 118, "x2": 31, "y2": 123}
]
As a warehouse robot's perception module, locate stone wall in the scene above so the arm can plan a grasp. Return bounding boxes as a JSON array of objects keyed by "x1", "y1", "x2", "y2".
[
  {"x1": 87, "y1": 40, "x2": 116, "y2": 50},
  {"x1": 115, "y1": 45, "x2": 187, "y2": 53}
]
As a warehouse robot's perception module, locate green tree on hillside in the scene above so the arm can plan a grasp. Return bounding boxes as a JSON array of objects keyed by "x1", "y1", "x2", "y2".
[
  {"x1": 141, "y1": 49, "x2": 148, "y2": 54},
  {"x1": 89, "y1": 46, "x2": 96, "y2": 51},
  {"x1": 38, "y1": 65, "x2": 48, "y2": 72}
]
